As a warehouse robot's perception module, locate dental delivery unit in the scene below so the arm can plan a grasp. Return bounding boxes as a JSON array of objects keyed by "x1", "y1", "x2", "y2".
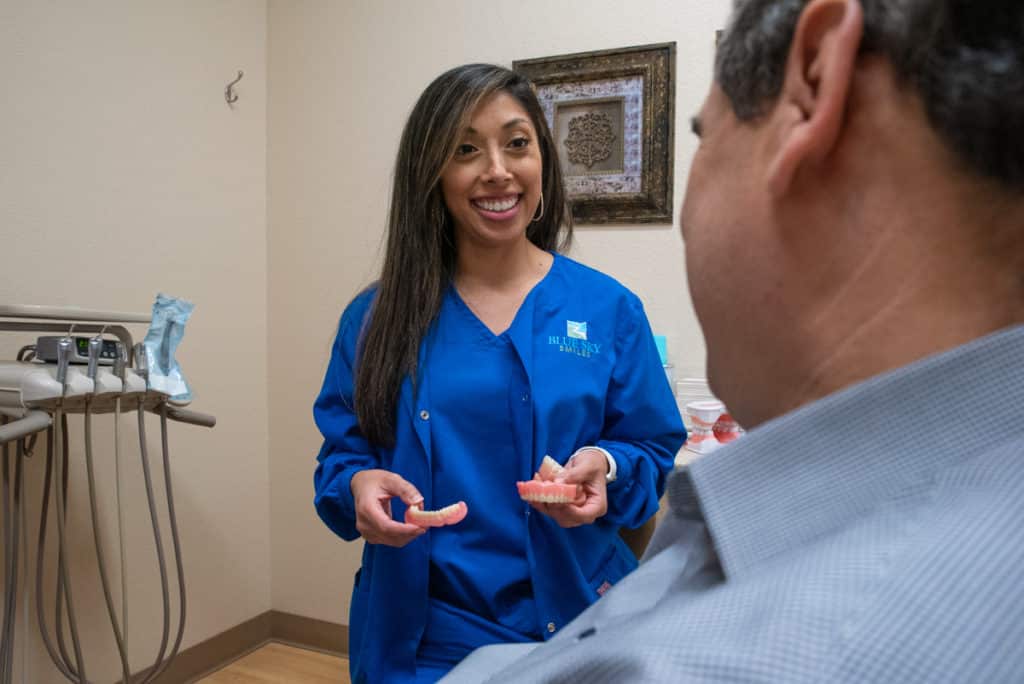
[{"x1": 0, "y1": 299, "x2": 214, "y2": 684}]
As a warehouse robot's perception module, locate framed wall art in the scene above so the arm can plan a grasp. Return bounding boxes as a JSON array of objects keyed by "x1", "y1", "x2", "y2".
[{"x1": 514, "y1": 42, "x2": 675, "y2": 224}]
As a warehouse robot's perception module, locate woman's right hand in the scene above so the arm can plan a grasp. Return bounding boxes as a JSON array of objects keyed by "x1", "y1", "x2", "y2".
[{"x1": 350, "y1": 469, "x2": 426, "y2": 547}]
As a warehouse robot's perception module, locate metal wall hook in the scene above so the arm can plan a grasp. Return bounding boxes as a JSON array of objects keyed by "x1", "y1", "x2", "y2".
[{"x1": 225, "y1": 70, "x2": 244, "y2": 105}]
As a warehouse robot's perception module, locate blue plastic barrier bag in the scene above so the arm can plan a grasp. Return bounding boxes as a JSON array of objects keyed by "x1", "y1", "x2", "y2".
[{"x1": 142, "y1": 293, "x2": 194, "y2": 403}]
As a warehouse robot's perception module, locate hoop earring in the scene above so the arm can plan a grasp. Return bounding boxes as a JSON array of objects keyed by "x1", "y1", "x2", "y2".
[{"x1": 531, "y1": 193, "x2": 545, "y2": 223}]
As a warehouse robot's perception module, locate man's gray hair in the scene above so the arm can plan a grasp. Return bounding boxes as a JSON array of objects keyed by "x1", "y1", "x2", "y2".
[{"x1": 716, "y1": 0, "x2": 1024, "y2": 189}]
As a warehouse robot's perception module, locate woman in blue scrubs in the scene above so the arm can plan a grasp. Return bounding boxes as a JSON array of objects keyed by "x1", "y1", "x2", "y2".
[{"x1": 313, "y1": 64, "x2": 686, "y2": 683}]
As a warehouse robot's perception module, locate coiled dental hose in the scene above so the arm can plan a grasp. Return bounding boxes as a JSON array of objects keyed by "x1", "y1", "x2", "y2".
[
  {"x1": 83, "y1": 400, "x2": 131, "y2": 683},
  {"x1": 28, "y1": 398, "x2": 188, "y2": 683},
  {"x1": 114, "y1": 395, "x2": 128, "y2": 661},
  {"x1": 135, "y1": 402, "x2": 171, "y2": 683},
  {"x1": 2, "y1": 425, "x2": 37, "y2": 684},
  {"x1": 3, "y1": 341, "x2": 40, "y2": 684},
  {"x1": 142, "y1": 405, "x2": 188, "y2": 683},
  {"x1": 1, "y1": 417, "x2": 24, "y2": 684},
  {"x1": 37, "y1": 410, "x2": 88, "y2": 682},
  {"x1": 123, "y1": 400, "x2": 188, "y2": 684},
  {"x1": 33, "y1": 423, "x2": 74, "y2": 681}
]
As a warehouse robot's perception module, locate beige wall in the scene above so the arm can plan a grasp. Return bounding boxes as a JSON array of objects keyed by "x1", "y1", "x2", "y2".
[
  {"x1": 1, "y1": 1, "x2": 268, "y2": 682},
  {"x1": 268, "y1": 0, "x2": 729, "y2": 627}
]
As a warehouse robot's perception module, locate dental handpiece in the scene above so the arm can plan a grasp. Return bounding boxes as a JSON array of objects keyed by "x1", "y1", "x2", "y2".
[
  {"x1": 55, "y1": 337, "x2": 72, "y2": 388},
  {"x1": 133, "y1": 343, "x2": 148, "y2": 382},
  {"x1": 112, "y1": 343, "x2": 127, "y2": 381},
  {"x1": 87, "y1": 335, "x2": 103, "y2": 380}
]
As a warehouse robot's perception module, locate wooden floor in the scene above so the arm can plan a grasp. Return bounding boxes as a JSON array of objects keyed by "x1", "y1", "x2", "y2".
[{"x1": 199, "y1": 642, "x2": 350, "y2": 683}]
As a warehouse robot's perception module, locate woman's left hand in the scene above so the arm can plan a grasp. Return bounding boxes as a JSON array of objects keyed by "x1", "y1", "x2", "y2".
[{"x1": 531, "y1": 449, "x2": 608, "y2": 527}]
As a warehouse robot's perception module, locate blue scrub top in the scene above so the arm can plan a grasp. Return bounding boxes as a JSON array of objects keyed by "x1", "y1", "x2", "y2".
[
  {"x1": 421, "y1": 276, "x2": 546, "y2": 663},
  {"x1": 313, "y1": 252, "x2": 687, "y2": 683}
]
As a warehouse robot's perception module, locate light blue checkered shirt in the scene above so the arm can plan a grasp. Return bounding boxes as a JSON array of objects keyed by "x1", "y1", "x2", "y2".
[{"x1": 445, "y1": 324, "x2": 1024, "y2": 683}]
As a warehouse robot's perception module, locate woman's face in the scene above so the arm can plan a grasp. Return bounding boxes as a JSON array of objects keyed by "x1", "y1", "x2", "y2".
[{"x1": 440, "y1": 91, "x2": 544, "y2": 250}]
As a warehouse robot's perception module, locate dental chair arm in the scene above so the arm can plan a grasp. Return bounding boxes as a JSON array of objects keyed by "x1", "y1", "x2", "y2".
[
  {"x1": 158, "y1": 406, "x2": 216, "y2": 429},
  {"x1": 0, "y1": 409, "x2": 52, "y2": 445}
]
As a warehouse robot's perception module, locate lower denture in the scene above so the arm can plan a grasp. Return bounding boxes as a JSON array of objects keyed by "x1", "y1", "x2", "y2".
[{"x1": 405, "y1": 501, "x2": 468, "y2": 528}]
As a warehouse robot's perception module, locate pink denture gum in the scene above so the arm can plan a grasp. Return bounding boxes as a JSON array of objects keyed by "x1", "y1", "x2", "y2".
[
  {"x1": 516, "y1": 480, "x2": 581, "y2": 504},
  {"x1": 404, "y1": 501, "x2": 468, "y2": 528},
  {"x1": 517, "y1": 455, "x2": 582, "y2": 504}
]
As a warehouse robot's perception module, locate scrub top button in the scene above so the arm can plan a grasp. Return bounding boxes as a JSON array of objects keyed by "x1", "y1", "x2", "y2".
[
  {"x1": 419, "y1": 410, "x2": 429, "y2": 420},
  {"x1": 547, "y1": 622, "x2": 556, "y2": 633}
]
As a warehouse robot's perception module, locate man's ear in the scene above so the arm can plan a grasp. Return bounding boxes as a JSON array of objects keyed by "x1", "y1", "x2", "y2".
[{"x1": 767, "y1": 0, "x2": 863, "y2": 196}]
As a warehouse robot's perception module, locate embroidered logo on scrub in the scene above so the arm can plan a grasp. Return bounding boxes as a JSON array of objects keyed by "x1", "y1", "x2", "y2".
[
  {"x1": 549, "y1": 320, "x2": 602, "y2": 358},
  {"x1": 566, "y1": 320, "x2": 588, "y2": 340}
]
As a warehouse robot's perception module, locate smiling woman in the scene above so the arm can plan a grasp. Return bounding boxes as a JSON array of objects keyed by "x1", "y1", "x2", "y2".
[
  {"x1": 311, "y1": 64, "x2": 686, "y2": 684},
  {"x1": 441, "y1": 92, "x2": 545, "y2": 269}
]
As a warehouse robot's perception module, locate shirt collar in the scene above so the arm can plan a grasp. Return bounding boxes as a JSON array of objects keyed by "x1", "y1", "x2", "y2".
[{"x1": 676, "y1": 324, "x2": 1024, "y2": 580}]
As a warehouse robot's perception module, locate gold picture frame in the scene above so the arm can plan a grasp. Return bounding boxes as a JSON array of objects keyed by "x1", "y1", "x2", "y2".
[{"x1": 514, "y1": 42, "x2": 676, "y2": 225}]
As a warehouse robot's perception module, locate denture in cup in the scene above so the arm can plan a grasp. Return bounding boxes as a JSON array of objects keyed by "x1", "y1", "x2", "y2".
[{"x1": 404, "y1": 501, "x2": 468, "y2": 528}]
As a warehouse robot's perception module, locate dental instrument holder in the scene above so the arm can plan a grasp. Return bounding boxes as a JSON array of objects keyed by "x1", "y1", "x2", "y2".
[
  {"x1": 0, "y1": 305, "x2": 216, "y2": 442},
  {"x1": 0, "y1": 304, "x2": 216, "y2": 684}
]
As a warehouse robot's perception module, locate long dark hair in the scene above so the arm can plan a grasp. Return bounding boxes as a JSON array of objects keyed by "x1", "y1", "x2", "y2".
[{"x1": 355, "y1": 63, "x2": 573, "y2": 447}]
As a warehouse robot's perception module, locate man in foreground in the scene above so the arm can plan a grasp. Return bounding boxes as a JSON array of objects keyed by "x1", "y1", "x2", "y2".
[{"x1": 444, "y1": 0, "x2": 1024, "y2": 680}]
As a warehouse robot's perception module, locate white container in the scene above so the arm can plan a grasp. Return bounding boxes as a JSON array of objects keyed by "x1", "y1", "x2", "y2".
[
  {"x1": 675, "y1": 378, "x2": 716, "y2": 425},
  {"x1": 684, "y1": 399, "x2": 725, "y2": 455}
]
